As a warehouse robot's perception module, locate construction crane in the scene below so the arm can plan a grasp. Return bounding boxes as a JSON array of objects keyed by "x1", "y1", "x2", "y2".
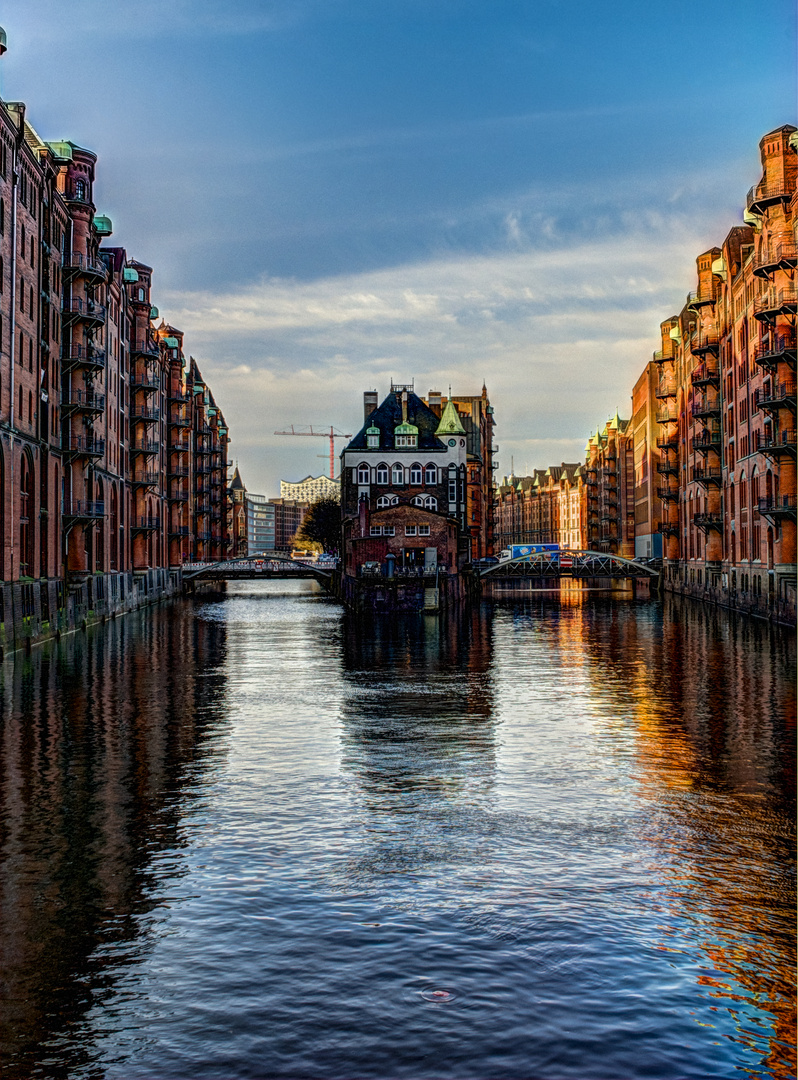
[{"x1": 274, "y1": 425, "x2": 353, "y2": 480}]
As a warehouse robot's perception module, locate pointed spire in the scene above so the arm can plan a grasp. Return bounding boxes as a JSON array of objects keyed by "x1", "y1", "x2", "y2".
[{"x1": 435, "y1": 397, "x2": 466, "y2": 436}]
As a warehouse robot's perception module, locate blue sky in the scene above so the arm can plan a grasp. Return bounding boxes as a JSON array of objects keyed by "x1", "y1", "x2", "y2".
[{"x1": 4, "y1": 0, "x2": 795, "y2": 492}]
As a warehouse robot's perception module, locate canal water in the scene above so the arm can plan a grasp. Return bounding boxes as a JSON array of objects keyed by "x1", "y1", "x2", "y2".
[{"x1": 0, "y1": 584, "x2": 794, "y2": 1080}]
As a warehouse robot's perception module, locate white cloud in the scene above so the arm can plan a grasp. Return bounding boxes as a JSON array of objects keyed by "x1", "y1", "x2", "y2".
[{"x1": 157, "y1": 222, "x2": 706, "y2": 495}]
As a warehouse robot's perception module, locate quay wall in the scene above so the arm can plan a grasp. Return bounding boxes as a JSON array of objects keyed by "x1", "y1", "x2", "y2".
[{"x1": 0, "y1": 570, "x2": 185, "y2": 658}]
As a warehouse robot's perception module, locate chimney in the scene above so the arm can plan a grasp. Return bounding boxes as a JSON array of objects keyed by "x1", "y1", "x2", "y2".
[
  {"x1": 364, "y1": 390, "x2": 378, "y2": 422},
  {"x1": 428, "y1": 390, "x2": 442, "y2": 417},
  {"x1": 401, "y1": 391, "x2": 408, "y2": 423}
]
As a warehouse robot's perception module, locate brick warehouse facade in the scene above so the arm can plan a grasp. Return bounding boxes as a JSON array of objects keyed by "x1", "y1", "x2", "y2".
[
  {"x1": 0, "y1": 92, "x2": 231, "y2": 654},
  {"x1": 494, "y1": 125, "x2": 796, "y2": 625}
]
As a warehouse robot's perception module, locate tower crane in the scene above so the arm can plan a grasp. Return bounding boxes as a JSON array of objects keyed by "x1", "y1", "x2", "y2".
[{"x1": 273, "y1": 425, "x2": 353, "y2": 480}]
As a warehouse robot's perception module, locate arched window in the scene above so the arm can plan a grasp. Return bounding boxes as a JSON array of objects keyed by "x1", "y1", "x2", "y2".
[
  {"x1": 424, "y1": 464, "x2": 437, "y2": 485},
  {"x1": 357, "y1": 463, "x2": 370, "y2": 485},
  {"x1": 19, "y1": 451, "x2": 34, "y2": 577},
  {"x1": 410, "y1": 463, "x2": 422, "y2": 486},
  {"x1": 392, "y1": 463, "x2": 404, "y2": 486},
  {"x1": 74, "y1": 179, "x2": 86, "y2": 200},
  {"x1": 412, "y1": 494, "x2": 437, "y2": 510},
  {"x1": 376, "y1": 463, "x2": 389, "y2": 485},
  {"x1": 376, "y1": 494, "x2": 399, "y2": 508}
]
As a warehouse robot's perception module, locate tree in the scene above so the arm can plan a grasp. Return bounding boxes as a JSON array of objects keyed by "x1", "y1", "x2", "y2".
[{"x1": 294, "y1": 496, "x2": 342, "y2": 554}]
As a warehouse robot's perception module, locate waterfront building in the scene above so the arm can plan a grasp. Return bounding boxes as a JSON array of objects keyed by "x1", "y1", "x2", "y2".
[
  {"x1": 631, "y1": 362, "x2": 662, "y2": 559},
  {"x1": 245, "y1": 493, "x2": 275, "y2": 554},
  {"x1": 652, "y1": 125, "x2": 796, "y2": 621},
  {"x1": 229, "y1": 466, "x2": 247, "y2": 556},
  {"x1": 424, "y1": 386, "x2": 496, "y2": 561},
  {"x1": 270, "y1": 498, "x2": 309, "y2": 551},
  {"x1": 280, "y1": 474, "x2": 340, "y2": 503},
  {"x1": 494, "y1": 463, "x2": 585, "y2": 551},
  {"x1": 0, "y1": 82, "x2": 232, "y2": 650},
  {"x1": 341, "y1": 383, "x2": 470, "y2": 575},
  {"x1": 585, "y1": 414, "x2": 635, "y2": 558}
]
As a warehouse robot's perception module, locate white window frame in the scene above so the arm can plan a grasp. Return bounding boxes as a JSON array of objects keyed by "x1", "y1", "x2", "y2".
[
  {"x1": 376, "y1": 464, "x2": 389, "y2": 485},
  {"x1": 418, "y1": 524, "x2": 430, "y2": 536},
  {"x1": 405, "y1": 525, "x2": 417, "y2": 536},
  {"x1": 410, "y1": 464, "x2": 422, "y2": 485},
  {"x1": 424, "y1": 464, "x2": 437, "y2": 485},
  {"x1": 358, "y1": 464, "x2": 371, "y2": 485},
  {"x1": 392, "y1": 464, "x2": 404, "y2": 485}
]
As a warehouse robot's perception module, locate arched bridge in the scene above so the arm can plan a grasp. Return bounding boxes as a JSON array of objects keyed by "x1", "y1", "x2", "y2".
[
  {"x1": 182, "y1": 553, "x2": 336, "y2": 587},
  {"x1": 480, "y1": 550, "x2": 661, "y2": 580}
]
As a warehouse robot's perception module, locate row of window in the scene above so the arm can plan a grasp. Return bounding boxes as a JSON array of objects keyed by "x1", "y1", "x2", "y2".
[
  {"x1": 376, "y1": 494, "x2": 438, "y2": 510},
  {"x1": 357, "y1": 463, "x2": 439, "y2": 486},
  {"x1": 370, "y1": 525, "x2": 431, "y2": 537}
]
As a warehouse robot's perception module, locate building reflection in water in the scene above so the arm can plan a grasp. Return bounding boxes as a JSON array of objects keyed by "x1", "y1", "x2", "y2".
[
  {"x1": 558, "y1": 593, "x2": 795, "y2": 1080},
  {"x1": 336, "y1": 605, "x2": 496, "y2": 888},
  {"x1": 0, "y1": 602, "x2": 229, "y2": 1079}
]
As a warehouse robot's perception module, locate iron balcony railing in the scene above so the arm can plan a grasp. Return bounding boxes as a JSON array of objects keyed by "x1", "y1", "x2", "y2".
[
  {"x1": 686, "y1": 287, "x2": 717, "y2": 310},
  {"x1": 656, "y1": 434, "x2": 678, "y2": 450},
  {"x1": 62, "y1": 253, "x2": 108, "y2": 281},
  {"x1": 655, "y1": 380, "x2": 677, "y2": 399},
  {"x1": 131, "y1": 517, "x2": 161, "y2": 532},
  {"x1": 656, "y1": 408, "x2": 678, "y2": 424},
  {"x1": 132, "y1": 371, "x2": 160, "y2": 392},
  {"x1": 170, "y1": 412, "x2": 191, "y2": 427},
  {"x1": 653, "y1": 348, "x2": 676, "y2": 363},
  {"x1": 747, "y1": 179, "x2": 793, "y2": 214},
  {"x1": 753, "y1": 383, "x2": 796, "y2": 411},
  {"x1": 691, "y1": 361, "x2": 720, "y2": 387},
  {"x1": 691, "y1": 396, "x2": 721, "y2": 419},
  {"x1": 753, "y1": 429, "x2": 797, "y2": 454},
  {"x1": 61, "y1": 389, "x2": 105, "y2": 413},
  {"x1": 657, "y1": 486, "x2": 679, "y2": 501},
  {"x1": 753, "y1": 333, "x2": 796, "y2": 370},
  {"x1": 757, "y1": 495, "x2": 797, "y2": 517},
  {"x1": 693, "y1": 512, "x2": 723, "y2": 531},
  {"x1": 168, "y1": 466, "x2": 190, "y2": 477},
  {"x1": 691, "y1": 466, "x2": 723, "y2": 485},
  {"x1": 691, "y1": 329, "x2": 719, "y2": 355},
  {"x1": 62, "y1": 434, "x2": 105, "y2": 457},
  {"x1": 753, "y1": 286, "x2": 797, "y2": 320},
  {"x1": 169, "y1": 525, "x2": 190, "y2": 536},
  {"x1": 131, "y1": 339, "x2": 160, "y2": 359},
  {"x1": 131, "y1": 439, "x2": 159, "y2": 455},
  {"x1": 752, "y1": 240, "x2": 798, "y2": 278},
  {"x1": 61, "y1": 343, "x2": 105, "y2": 371},
  {"x1": 62, "y1": 298, "x2": 106, "y2": 324},
  {"x1": 168, "y1": 390, "x2": 192, "y2": 403},
  {"x1": 132, "y1": 471, "x2": 160, "y2": 487},
  {"x1": 657, "y1": 460, "x2": 679, "y2": 475},
  {"x1": 131, "y1": 407, "x2": 160, "y2": 423},
  {"x1": 692, "y1": 427, "x2": 722, "y2": 451},
  {"x1": 62, "y1": 500, "x2": 105, "y2": 519}
]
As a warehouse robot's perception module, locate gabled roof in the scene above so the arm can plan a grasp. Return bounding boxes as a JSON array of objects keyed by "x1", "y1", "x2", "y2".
[
  {"x1": 346, "y1": 389, "x2": 447, "y2": 452},
  {"x1": 230, "y1": 466, "x2": 246, "y2": 491}
]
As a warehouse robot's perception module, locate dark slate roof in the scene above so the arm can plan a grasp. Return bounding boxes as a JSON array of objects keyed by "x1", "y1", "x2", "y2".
[
  {"x1": 346, "y1": 390, "x2": 447, "y2": 452},
  {"x1": 229, "y1": 466, "x2": 245, "y2": 491}
]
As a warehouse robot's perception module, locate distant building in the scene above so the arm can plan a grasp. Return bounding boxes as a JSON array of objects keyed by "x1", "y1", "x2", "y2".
[
  {"x1": 246, "y1": 494, "x2": 276, "y2": 554},
  {"x1": 280, "y1": 475, "x2": 340, "y2": 503},
  {"x1": 269, "y1": 499, "x2": 309, "y2": 550},
  {"x1": 229, "y1": 467, "x2": 248, "y2": 556}
]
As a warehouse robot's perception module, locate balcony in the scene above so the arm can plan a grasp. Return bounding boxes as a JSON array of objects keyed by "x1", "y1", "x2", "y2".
[
  {"x1": 131, "y1": 439, "x2": 159, "y2": 456},
  {"x1": 691, "y1": 395, "x2": 721, "y2": 419},
  {"x1": 169, "y1": 490, "x2": 189, "y2": 502},
  {"x1": 657, "y1": 485, "x2": 679, "y2": 502},
  {"x1": 132, "y1": 471, "x2": 160, "y2": 488},
  {"x1": 169, "y1": 525, "x2": 190, "y2": 537},
  {"x1": 62, "y1": 434, "x2": 105, "y2": 459},
  {"x1": 753, "y1": 334, "x2": 796, "y2": 372},
  {"x1": 686, "y1": 287, "x2": 716, "y2": 311},
  {"x1": 61, "y1": 343, "x2": 105, "y2": 373},
  {"x1": 196, "y1": 531, "x2": 213, "y2": 542},
  {"x1": 652, "y1": 348, "x2": 675, "y2": 364},
  {"x1": 693, "y1": 512, "x2": 723, "y2": 532},
  {"x1": 170, "y1": 411, "x2": 191, "y2": 428},
  {"x1": 657, "y1": 460, "x2": 679, "y2": 475},
  {"x1": 132, "y1": 370, "x2": 161, "y2": 392},
  {"x1": 62, "y1": 500, "x2": 105, "y2": 521},
  {"x1": 757, "y1": 495, "x2": 797, "y2": 520},
  {"x1": 585, "y1": 476, "x2": 598, "y2": 487},
  {"x1": 131, "y1": 339, "x2": 160, "y2": 360},
  {"x1": 657, "y1": 521, "x2": 680, "y2": 537},
  {"x1": 692, "y1": 426, "x2": 722, "y2": 453},
  {"x1": 691, "y1": 466, "x2": 722, "y2": 486},
  {"x1": 691, "y1": 361, "x2": 720, "y2": 387},
  {"x1": 171, "y1": 441, "x2": 191, "y2": 454},
  {"x1": 747, "y1": 179, "x2": 793, "y2": 215},
  {"x1": 655, "y1": 379, "x2": 677, "y2": 399},
  {"x1": 656, "y1": 408, "x2": 677, "y2": 424},
  {"x1": 656, "y1": 433, "x2": 678, "y2": 450},
  {"x1": 62, "y1": 254, "x2": 107, "y2": 283},
  {"x1": 131, "y1": 517, "x2": 161, "y2": 533},
  {"x1": 753, "y1": 428, "x2": 797, "y2": 457},
  {"x1": 62, "y1": 298, "x2": 106, "y2": 326},
  {"x1": 753, "y1": 382, "x2": 796, "y2": 412},
  {"x1": 168, "y1": 465, "x2": 190, "y2": 477},
  {"x1": 691, "y1": 329, "x2": 719, "y2": 356},
  {"x1": 169, "y1": 390, "x2": 192, "y2": 403},
  {"x1": 753, "y1": 285, "x2": 797, "y2": 322},
  {"x1": 61, "y1": 389, "x2": 105, "y2": 415},
  {"x1": 752, "y1": 240, "x2": 798, "y2": 279},
  {"x1": 131, "y1": 406, "x2": 160, "y2": 424}
]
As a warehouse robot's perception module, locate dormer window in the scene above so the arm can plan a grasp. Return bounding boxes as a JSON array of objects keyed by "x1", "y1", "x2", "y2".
[
  {"x1": 394, "y1": 420, "x2": 419, "y2": 448},
  {"x1": 366, "y1": 424, "x2": 380, "y2": 449}
]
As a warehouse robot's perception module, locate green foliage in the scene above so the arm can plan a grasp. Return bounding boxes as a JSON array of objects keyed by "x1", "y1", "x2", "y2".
[{"x1": 295, "y1": 496, "x2": 342, "y2": 554}]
